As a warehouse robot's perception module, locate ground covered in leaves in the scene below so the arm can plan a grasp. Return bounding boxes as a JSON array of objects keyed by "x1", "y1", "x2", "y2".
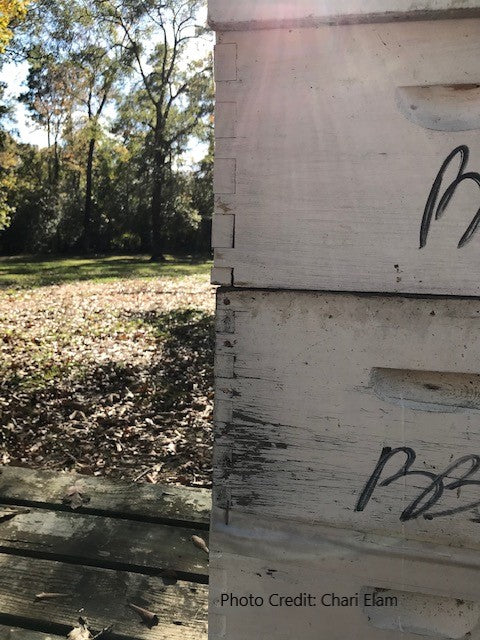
[{"x1": 0, "y1": 272, "x2": 215, "y2": 487}]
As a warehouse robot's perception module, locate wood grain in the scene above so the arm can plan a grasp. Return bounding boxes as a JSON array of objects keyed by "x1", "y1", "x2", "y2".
[
  {"x1": 208, "y1": 0, "x2": 480, "y2": 29},
  {"x1": 213, "y1": 288, "x2": 480, "y2": 550},
  {"x1": 0, "y1": 467, "x2": 211, "y2": 527},
  {"x1": 213, "y1": 19, "x2": 480, "y2": 296},
  {"x1": 0, "y1": 626, "x2": 63, "y2": 640},
  {"x1": 0, "y1": 507, "x2": 208, "y2": 579},
  {"x1": 209, "y1": 510, "x2": 480, "y2": 640},
  {"x1": 0, "y1": 554, "x2": 208, "y2": 640}
]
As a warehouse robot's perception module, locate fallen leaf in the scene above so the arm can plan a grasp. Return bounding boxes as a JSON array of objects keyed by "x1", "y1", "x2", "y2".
[
  {"x1": 62, "y1": 484, "x2": 91, "y2": 510},
  {"x1": 127, "y1": 602, "x2": 159, "y2": 628},
  {"x1": 35, "y1": 592, "x2": 71, "y2": 601},
  {"x1": 0, "y1": 276, "x2": 214, "y2": 488},
  {"x1": 166, "y1": 442, "x2": 177, "y2": 455},
  {"x1": 68, "y1": 618, "x2": 91, "y2": 639},
  {"x1": 191, "y1": 535, "x2": 209, "y2": 554}
]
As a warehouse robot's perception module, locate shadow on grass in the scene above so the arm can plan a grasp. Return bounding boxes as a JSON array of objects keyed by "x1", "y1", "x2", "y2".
[
  {"x1": 1, "y1": 308, "x2": 215, "y2": 483},
  {"x1": 0, "y1": 254, "x2": 212, "y2": 289},
  {"x1": 133, "y1": 308, "x2": 215, "y2": 411}
]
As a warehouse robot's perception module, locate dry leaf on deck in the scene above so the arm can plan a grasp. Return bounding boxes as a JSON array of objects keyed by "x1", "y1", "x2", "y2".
[
  {"x1": 67, "y1": 618, "x2": 91, "y2": 639},
  {"x1": 127, "y1": 602, "x2": 159, "y2": 628},
  {"x1": 191, "y1": 535, "x2": 209, "y2": 554},
  {"x1": 35, "y1": 591, "x2": 71, "y2": 601},
  {"x1": 62, "y1": 484, "x2": 91, "y2": 510}
]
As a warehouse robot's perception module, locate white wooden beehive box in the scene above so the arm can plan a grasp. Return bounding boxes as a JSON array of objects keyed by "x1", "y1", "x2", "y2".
[
  {"x1": 210, "y1": 289, "x2": 480, "y2": 639},
  {"x1": 210, "y1": 1, "x2": 480, "y2": 295}
]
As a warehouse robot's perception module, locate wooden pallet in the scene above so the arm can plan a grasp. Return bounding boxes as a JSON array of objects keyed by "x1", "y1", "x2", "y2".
[{"x1": 0, "y1": 466, "x2": 211, "y2": 639}]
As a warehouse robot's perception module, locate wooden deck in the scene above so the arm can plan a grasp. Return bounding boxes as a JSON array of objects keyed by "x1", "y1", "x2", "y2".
[{"x1": 0, "y1": 466, "x2": 210, "y2": 639}]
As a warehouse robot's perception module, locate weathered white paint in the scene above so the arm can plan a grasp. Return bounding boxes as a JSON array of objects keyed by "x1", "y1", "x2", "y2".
[
  {"x1": 210, "y1": 267, "x2": 233, "y2": 286},
  {"x1": 212, "y1": 19, "x2": 480, "y2": 295},
  {"x1": 213, "y1": 289, "x2": 480, "y2": 549},
  {"x1": 210, "y1": 288, "x2": 480, "y2": 638},
  {"x1": 211, "y1": 214, "x2": 234, "y2": 249},
  {"x1": 209, "y1": 508, "x2": 480, "y2": 639},
  {"x1": 396, "y1": 84, "x2": 480, "y2": 131},
  {"x1": 208, "y1": 0, "x2": 480, "y2": 30}
]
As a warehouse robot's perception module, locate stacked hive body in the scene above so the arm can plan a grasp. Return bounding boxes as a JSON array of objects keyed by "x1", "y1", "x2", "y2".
[{"x1": 209, "y1": 2, "x2": 480, "y2": 639}]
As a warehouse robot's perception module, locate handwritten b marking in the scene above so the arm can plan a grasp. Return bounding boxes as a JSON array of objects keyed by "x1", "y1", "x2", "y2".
[
  {"x1": 420, "y1": 144, "x2": 480, "y2": 249},
  {"x1": 355, "y1": 446, "x2": 480, "y2": 521}
]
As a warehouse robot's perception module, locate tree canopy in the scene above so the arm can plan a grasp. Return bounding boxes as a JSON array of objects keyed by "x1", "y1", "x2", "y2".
[
  {"x1": 0, "y1": 0, "x2": 213, "y2": 257},
  {"x1": 0, "y1": 0, "x2": 29, "y2": 53}
]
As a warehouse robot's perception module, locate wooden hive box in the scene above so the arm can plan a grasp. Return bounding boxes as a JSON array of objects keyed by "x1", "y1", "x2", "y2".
[
  {"x1": 209, "y1": 2, "x2": 480, "y2": 638},
  {"x1": 210, "y1": 1, "x2": 480, "y2": 296},
  {"x1": 210, "y1": 289, "x2": 480, "y2": 639}
]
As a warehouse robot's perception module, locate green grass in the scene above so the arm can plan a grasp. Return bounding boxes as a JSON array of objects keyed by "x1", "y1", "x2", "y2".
[{"x1": 0, "y1": 254, "x2": 212, "y2": 289}]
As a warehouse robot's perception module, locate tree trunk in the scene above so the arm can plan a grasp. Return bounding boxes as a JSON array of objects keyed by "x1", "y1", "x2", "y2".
[
  {"x1": 83, "y1": 137, "x2": 96, "y2": 253},
  {"x1": 150, "y1": 108, "x2": 167, "y2": 262}
]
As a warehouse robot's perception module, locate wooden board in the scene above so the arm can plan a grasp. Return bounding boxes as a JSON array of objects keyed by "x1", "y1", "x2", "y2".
[
  {"x1": 212, "y1": 19, "x2": 480, "y2": 296},
  {"x1": 0, "y1": 626, "x2": 63, "y2": 639},
  {"x1": 0, "y1": 467, "x2": 211, "y2": 528},
  {"x1": 0, "y1": 554, "x2": 208, "y2": 640},
  {"x1": 0, "y1": 507, "x2": 208, "y2": 579},
  {"x1": 214, "y1": 289, "x2": 480, "y2": 550},
  {"x1": 208, "y1": 0, "x2": 480, "y2": 29},
  {"x1": 209, "y1": 511, "x2": 480, "y2": 640}
]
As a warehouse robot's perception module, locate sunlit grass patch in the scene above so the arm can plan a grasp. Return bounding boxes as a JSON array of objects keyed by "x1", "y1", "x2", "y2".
[{"x1": 0, "y1": 254, "x2": 212, "y2": 289}]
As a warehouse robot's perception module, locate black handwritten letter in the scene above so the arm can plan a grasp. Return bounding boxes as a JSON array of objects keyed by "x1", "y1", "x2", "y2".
[{"x1": 420, "y1": 145, "x2": 469, "y2": 249}]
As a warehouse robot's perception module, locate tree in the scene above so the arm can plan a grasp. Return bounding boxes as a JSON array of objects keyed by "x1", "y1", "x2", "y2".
[
  {"x1": 20, "y1": 0, "x2": 131, "y2": 251},
  {"x1": 98, "y1": 0, "x2": 213, "y2": 260},
  {"x1": 0, "y1": 0, "x2": 29, "y2": 53},
  {"x1": 21, "y1": 49, "x2": 75, "y2": 184}
]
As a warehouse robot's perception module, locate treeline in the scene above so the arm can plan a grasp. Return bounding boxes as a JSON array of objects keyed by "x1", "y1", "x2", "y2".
[{"x1": 0, "y1": 0, "x2": 213, "y2": 258}]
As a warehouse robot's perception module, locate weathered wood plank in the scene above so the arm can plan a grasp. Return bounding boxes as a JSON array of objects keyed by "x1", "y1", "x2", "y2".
[
  {"x1": 214, "y1": 289, "x2": 480, "y2": 550},
  {"x1": 212, "y1": 20, "x2": 480, "y2": 296},
  {"x1": 0, "y1": 507, "x2": 208, "y2": 579},
  {"x1": 0, "y1": 554, "x2": 208, "y2": 640},
  {"x1": 0, "y1": 467, "x2": 211, "y2": 527},
  {"x1": 0, "y1": 626, "x2": 63, "y2": 640}
]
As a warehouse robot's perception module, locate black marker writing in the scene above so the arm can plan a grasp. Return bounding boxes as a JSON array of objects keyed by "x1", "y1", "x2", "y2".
[
  {"x1": 420, "y1": 144, "x2": 480, "y2": 249},
  {"x1": 355, "y1": 446, "x2": 480, "y2": 521}
]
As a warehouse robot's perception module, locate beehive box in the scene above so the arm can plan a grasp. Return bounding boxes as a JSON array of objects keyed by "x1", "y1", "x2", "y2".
[
  {"x1": 210, "y1": 4, "x2": 480, "y2": 295},
  {"x1": 210, "y1": 289, "x2": 480, "y2": 639}
]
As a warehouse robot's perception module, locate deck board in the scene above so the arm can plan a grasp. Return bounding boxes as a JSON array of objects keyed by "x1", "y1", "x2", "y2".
[
  {"x1": 0, "y1": 468, "x2": 210, "y2": 638},
  {"x1": 0, "y1": 626, "x2": 64, "y2": 639},
  {"x1": 0, "y1": 554, "x2": 208, "y2": 640},
  {"x1": 0, "y1": 467, "x2": 211, "y2": 527},
  {"x1": 0, "y1": 506, "x2": 208, "y2": 580}
]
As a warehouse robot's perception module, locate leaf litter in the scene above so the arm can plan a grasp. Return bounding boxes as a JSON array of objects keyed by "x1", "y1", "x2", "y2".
[{"x1": 0, "y1": 275, "x2": 215, "y2": 487}]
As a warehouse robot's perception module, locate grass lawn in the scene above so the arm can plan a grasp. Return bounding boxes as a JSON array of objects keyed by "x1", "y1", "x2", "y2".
[{"x1": 0, "y1": 254, "x2": 212, "y2": 289}]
